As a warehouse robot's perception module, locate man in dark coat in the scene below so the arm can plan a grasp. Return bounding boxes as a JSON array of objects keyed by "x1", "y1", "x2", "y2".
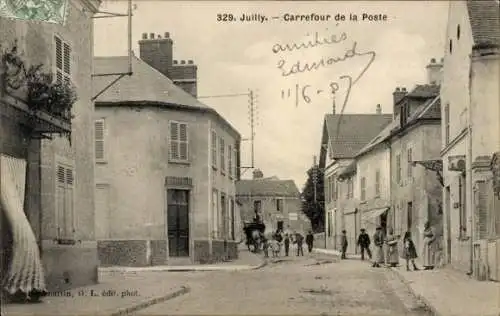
[
  {"x1": 306, "y1": 231, "x2": 314, "y2": 253},
  {"x1": 295, "y1": 232, "x2": 304, "y2": 256},
  {"x1": 284, "y1": 233, "x2": 290, "y2": 256},
  {"x1": 357, "y1": 228, "x2": 372, "y2": 261},
  {"x1": 340, "y1": 230, "x2": 348, "y2": 259}
]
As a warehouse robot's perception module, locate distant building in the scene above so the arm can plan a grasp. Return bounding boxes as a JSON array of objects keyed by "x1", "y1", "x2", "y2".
[
  {"x1": 93, "y1": 34, "x2": 242, "y2": 266},
  {"x1": 236, "y1": 170, "x2": 310, "y2": 234},
  {"x1": 318, "y1": 110, "x2": 392, "y2": 251},
  {"x1": 441, "y1": 0, "x2": 500, "y2": 280}
]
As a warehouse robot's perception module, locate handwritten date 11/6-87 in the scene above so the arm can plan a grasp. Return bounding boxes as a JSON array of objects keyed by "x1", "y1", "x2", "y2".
[{"x1": 282, "y1": 76, "x2": 352, "y2": 107}]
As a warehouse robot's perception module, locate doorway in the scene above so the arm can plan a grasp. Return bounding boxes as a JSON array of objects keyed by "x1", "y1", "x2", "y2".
[
  {"x1": 277, "y1": 221, "x2": 284, "y2": 232},
  {"x1": 380, "y1": 211, "x2": 388, "y2": 235},
  {"x1": 445, "y1": 186, "x2": 451, "y2": 263},
  {"x1": 167, "y1": 189, "x2": 190, "y2": 257}
]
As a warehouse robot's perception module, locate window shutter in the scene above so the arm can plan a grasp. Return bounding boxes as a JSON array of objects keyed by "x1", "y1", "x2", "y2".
[
  {"x1": 170, "y1": 122, "x2": 179, "y2": 160},
  {"x1": 211, "y1": 131, "x2": 217, "y2": 167},
  {"x1": 228, "y1": 144, "x2": 232, "y2": 177},
  {"x1": 95, "y1": 120, "x2": 105, "y2": 160},
  {"x1": 179, "y1": 123, "x2": 188, "y2": 160},
  {"x1": 63, "y1": 42, "x2": 71, "y2": 77},
  {"x1": 220, "y1": 137, "x2": 225, "y2": 171},
  {"x1": 476, "y1": 181, "x2": 488, "y2": 239},
  {"x1": 65, "y1": 167, "x2": 74, "y2": 236},
  {"x1": 55, "y1": 36, "x2": 63, "y2": 71},
  {"x1": 407, "y1": 148, "x2": 413, "y2": 178}
]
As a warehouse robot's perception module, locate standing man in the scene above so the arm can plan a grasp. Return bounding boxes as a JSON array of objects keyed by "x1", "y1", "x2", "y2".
[
  {"x1": 340, "y1": 230, "x2": 348, "y2": 259},
  {"x1": 306, "y1": 231, "x2": 315, "y2": 253},
  {"x1": 284, "y1": 233, "x2": 290, "y2": 256},
  {"x1": 295, "y1": 231, "x2": 304, "y2": 256},
  {"x1": 357, "y1": 228, "x2": 372, "y2": 261}
]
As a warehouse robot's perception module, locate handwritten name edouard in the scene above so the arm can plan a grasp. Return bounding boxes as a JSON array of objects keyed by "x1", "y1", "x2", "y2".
[{"x1": 217, "y1": 13, "x2": 388, "y2": 23}]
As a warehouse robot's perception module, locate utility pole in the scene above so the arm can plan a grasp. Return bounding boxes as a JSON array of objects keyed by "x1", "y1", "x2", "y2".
[{"x1": 249, "y1": 89, "x2": 255, "y2": 170}]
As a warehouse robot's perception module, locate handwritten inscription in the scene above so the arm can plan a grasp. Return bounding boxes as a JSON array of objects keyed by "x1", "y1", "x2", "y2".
[{"x1": 281, "y1": 80, "x2": 351, "y2": 107}]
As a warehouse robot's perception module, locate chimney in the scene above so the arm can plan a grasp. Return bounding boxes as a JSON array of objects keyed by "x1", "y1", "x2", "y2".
[
  {"x1": 392, "y1": 87, "x2": 408, "y2": 119},
  {"x1": 426, "y1": 57, "x2": 443, "y2": 86},
  {"x1": 376, "y1": 104, "x2": 382, "y2": 114},
  {"x1": 180, "y1": 60, "x2": 186, "y2": 65},
  {"x1": 252, "y1": 169, "x2": 264, "y2": 179},
  {"x1": 139, "y1": 31, "x2": 174, "y2": 77}
]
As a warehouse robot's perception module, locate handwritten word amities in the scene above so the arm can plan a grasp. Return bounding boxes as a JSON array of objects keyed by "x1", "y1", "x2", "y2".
[
  {"x1": 272, "y1": 27, "x2": 347, "y2": 53},
  {"x1": 277, "y1": 41, "x2": 375, "y2": 80}
]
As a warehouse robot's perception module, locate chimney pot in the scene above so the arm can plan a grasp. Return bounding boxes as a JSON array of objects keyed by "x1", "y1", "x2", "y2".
[
  {"x1": 431, "y1": 58, "x2": 436, "y2": 63},
  {"x1": 164, "y1": 32, "x2": 170, "y2": 38},
  {"x1": 395, "y1": 87, "x2": 400, "y2": 92},
  {"x1": 402, "y1": 87, "x2": 407, "y2": 92},
  {"x1": 173, "y1": 60, "x2": 178, "y2": 64},
  {"x1": 188, "y1": 60, "x2": 194, "y2": 64},
  {"x1": 157, "y1": 34, "x2": 162, "y2": 39},
  {"x1": 142, "y1": 33, "x2": 147, "y2": 39},
  {"x1": 180, "y1": 60, "x2": 186, "y2": 64},
  {"x1": 149, "y1": 33, "x2": 154, "y2": 39},
  {"x1": 440, "y1": 57, "x2": 444, "y2": 63},
  {"x1": 376, "y1": 104, "x2": 382, "y2": 114}
]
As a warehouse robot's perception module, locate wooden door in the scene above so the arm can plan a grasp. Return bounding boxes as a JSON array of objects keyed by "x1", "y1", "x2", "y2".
[{"x1": 167, "y1": 189, "x2": 190, "y2": 257}]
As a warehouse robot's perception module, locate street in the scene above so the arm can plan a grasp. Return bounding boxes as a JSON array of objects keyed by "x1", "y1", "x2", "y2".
[{"x1": 134, "y1": 253, "x2": 433, "y2": 315}]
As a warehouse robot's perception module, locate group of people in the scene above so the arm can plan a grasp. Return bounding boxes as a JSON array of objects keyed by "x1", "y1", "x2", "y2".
[
  {"x1": 261, "y1": 230, "x2": 315, "y2": 258},
  {"x1": 340, "y1": 221, "x2": 438, "y2": 271}
]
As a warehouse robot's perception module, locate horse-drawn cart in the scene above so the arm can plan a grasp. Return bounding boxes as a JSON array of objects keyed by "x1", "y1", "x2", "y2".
[{"x1": 243, "y1": 221, "x2": 266, "y2": 253}]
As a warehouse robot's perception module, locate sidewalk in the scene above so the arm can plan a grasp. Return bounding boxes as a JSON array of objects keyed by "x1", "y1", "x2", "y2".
[
  {"x1": 98, "y1": 248, "x2": 266, "y2": 282},
  {"x1": 1, "y1": 274, "x2": 189, "y2": 316},
  {"x1": 314, "y1": 247, "x2": 500, "y2": 316},
  {"x1": 391, "y1": 265, "x2": 500, "y2": 316}
]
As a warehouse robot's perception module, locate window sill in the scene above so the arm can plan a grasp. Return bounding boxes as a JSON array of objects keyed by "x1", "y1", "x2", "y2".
[
  {"x1": 53, "y1": 238, "x2": 79, "y2": 245},
  {"x1": 96, "y1": 160, "x2": 107, "y2": 165},
  {"x1": 169, "y1": 160, "x2": 190, "y2": 165},
  {"x1": 458, "y1": 236, "x2": 470, "y2": 241}
]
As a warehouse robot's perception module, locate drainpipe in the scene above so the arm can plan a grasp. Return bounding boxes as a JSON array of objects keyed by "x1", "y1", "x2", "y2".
[{"x1": 467, "y1": 53, "x2": 474, "y2": 276}]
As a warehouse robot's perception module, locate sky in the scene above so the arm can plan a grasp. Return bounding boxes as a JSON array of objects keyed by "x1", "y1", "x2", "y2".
[{"x1": 93, "y1": 0, "x2": 450, "y2": 190}]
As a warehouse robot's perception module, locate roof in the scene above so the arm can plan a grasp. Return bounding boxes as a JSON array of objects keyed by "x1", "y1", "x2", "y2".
[
  {"x1": 235, "y1": 179, "x2": 301, "y2": 197},
  {"x1": 323, "y1": 114, "x2": 393, "y2": 159},
  {"x1": 357, "y1": 95, "x2": 441, "y2": 157},
  {"x1": 406, "y1": 84, "x2": 440, "y2": 99},
  {"x1": 466, "y1": 0, "x2": 500, "y2": 47},
  {"x1": 93, "y1": 56, "x2": 240, "y2": 138}
]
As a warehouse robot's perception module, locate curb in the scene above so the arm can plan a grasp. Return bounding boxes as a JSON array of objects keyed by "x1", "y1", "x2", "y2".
[
  {"x1": 389, "y1": 267, "x2": 440, "y2": 316},
  {"x1": 106, "y1": 285, "x2": 190, "y2": 316}
]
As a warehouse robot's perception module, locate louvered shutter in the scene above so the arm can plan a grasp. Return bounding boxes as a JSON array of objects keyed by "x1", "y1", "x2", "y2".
[
  {"x1": 211, "y1": 131, "x2": 217, "y2": 167},
  {"x1": 64, "y1": 168, "x2": 74, "y2": 237},
  {"x1": 220, "y1": 137, "x2": 225, "y2": 171},
  {"x1": 56, "y1": 166, "x2": 65, "y2": 238},
  {"x1": 170, "y1": 122, "x2": 179, "y2": 160},
  {"x1": 95, "y1": 120, "x2": 105, "y2": 160},
  {"x1": 55, "y1": 36, "x2": 63, "y2": 83},
  {"x1": 228, "y1": 144, "x2": 232, "y2": 177},
  {"x1": 476, "y1": 181, "x2": 488, "y2": 239},
  {"x1": 179, "y1": 123, "x2": 188, "y2": 160},
  {"x1": 63, "y1": 42, "x2": 71, "y2": 84}
]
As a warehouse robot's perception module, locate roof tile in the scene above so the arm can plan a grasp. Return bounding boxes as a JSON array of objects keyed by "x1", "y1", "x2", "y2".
[
  {"x1": 467, "y1": 0, "x2": 500, "y2": 46},
  {"x1": 236, "y1": 179, "x2": 301, "y2": 197}
]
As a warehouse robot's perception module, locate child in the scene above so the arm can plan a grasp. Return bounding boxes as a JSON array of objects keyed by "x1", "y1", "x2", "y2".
[
  {"x1": 403, "y1": 231, "x2": 419, "y2": 271},
  {"x1": 271, "y1": 237, "x2": 280, "y2": 257}
]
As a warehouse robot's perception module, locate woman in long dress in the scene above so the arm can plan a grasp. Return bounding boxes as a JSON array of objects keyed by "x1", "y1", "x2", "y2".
[
  {"x1": 422, "y1": 221, "x2": 436, "y2": 270},
  {"x1": 372, "y1": 227, "x2": 385, "y2": 267},
  {"x1": 385, "y1": 228, "x2": 400, "y2": 267}
]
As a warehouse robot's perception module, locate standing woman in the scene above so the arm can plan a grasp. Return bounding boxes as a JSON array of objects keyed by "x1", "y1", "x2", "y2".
[
  {"x1": 372, "y1": 227, "x2": 385, "y2": 267},
  {"x1": 385, "y1": 228, "x2": 400, "y2": 267},
  {"x1": 422, "y1": 221, "x2": 436, "y2": 270}
]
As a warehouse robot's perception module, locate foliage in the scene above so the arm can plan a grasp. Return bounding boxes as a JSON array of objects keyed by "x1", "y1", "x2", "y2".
[
  {"x1": 301, "y1": 165, "x2": 325, "y2": 233},
  {"x1": 26, "y1": 69, "x2": 77, "y2": 120}
]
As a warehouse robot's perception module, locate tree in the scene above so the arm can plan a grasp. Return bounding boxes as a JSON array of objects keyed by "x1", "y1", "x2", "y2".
[{"x1": 301, "y1": 165, "x2": 325, "y2": 233}]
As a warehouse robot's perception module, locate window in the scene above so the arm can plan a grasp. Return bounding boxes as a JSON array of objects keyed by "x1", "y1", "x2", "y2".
[
  {"x1": 444, "y1": 104, "x2": 450, "y2": 144},
  {"x1": 459, "y1": 175, "x2": 467, "y2": 237},
  {"x1": 229, "y1": 198, "x2": 235, "y2": 240},
  {"x1": 407, "y1": 202, "x2": 413, "y2": 230},
  {"x1": 220, "y1": 137, "x2": 225, "y2": 173},
  {"x1": 325, "y1": 176, "x2": 330, "y2": 203},
  {"x1": 56, "y1": 164, "x2": 74, "y2": 239},
  {"x1": 220, "y1": 193, "x2": 227, "y2": 239},
  {"x1": 457, "y1": 25, "x2": 461, "y2": 40},
  {"x1": 95, "y1": 119, "x2": 105, "y2": 162},
  {"x1": 212, "y1": 189, "x2": 218, "y2": 238},
  {"x1": 54, "y1": 35, "x2": 71, "y2": 84},
  {"x1": 334, "y1": 179, "x2": 338, "y2": 201},
  {"x1": 211, "y1": 131, "x2": 217, "y2": 168},
  {"x1": 232, "y1": 146, "x2": 237, "y2": 178},
  {"x1": 347, "y1": 178, "x2": 353, "y2": 199},
  {"x1": 254, "y1": 200, "x2": 261, "y2": 213},
  {"x1": 360, "y1": 177, "x2": 366, "y2": 200},
  {"x1": 449, "y1": 39, "x2": 453, "y2": 54},
  {"x1": 169, "y1": 121, "x2": 188, "y2": 161},
  {"x1": 228, "y1": 144, "x2": 233, "y2": 178},
  {"x1": 375, "y1": 169, "x2": 381, "y2": 196},
  {"x1": 327, "y1": 212, "x2": 332, "y2": 237},
  {"x1": 396, "y1": 154, "x2": 402, "y2": 185},
  {"x1": 277, "y1": 221, "x2": 284, "y2": 231},
  {"x1": 276, "y1": 198, "x2": 283, "y2": 212},
  {"x1": 407, "y1": 148, "x2": 413, "y2": 179}
]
